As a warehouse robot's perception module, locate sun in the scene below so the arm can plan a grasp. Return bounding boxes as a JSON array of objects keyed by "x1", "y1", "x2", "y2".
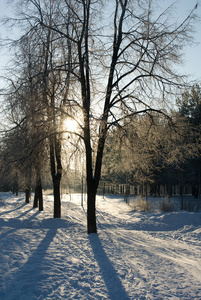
[{"x1": 63, "y1": 118, "x2": 78, "y2": 133}]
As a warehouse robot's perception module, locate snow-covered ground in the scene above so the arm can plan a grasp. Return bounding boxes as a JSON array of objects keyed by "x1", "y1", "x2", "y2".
[{"x1": 0, "y1": 192, "x2": 201, "y2": 299}]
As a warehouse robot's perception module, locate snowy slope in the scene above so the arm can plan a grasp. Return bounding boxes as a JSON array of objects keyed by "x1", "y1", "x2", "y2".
[{"x1": 0, "y1": 192, "x2": 201, "y2": 299}]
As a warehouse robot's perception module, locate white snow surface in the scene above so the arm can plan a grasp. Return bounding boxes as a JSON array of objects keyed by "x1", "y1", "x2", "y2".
[{"x1": 0, "y1": 192, "x2": 201, "y2": 300}]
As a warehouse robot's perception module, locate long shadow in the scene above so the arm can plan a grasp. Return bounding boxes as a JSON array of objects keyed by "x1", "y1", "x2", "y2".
[
  {"x1": 89, "y1": 234, "x2": 130, "y2": 300},
  {"x1": 0, "y1": 228, "x2": 57, "y2": 299},
  {"x1": 0, "y1": 202, "x2": 27, "y2": 217},
  {"x1": 0, "y1": 193, "x2": 28, "y2": 216},
  {"x1": 0, "y1": 209, "x2": 42, "y2": 231},
  {"x1": 17, "y1": 207, "x2": 41, "y2": 222},
  {"x1": 16, "y1": 207, "x2": 35, "y2": 219}
]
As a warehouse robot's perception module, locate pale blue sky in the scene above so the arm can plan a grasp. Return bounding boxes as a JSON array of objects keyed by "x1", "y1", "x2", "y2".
[
  {"x1": 0, "y1": 0, "x2": 201, "y2": 83},
  {"x1": 161, "y1": 0, "x2": 201, "y2": 82}
]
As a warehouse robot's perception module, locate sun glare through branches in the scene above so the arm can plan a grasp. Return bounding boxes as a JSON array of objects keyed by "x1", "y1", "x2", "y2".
[{"x1": 62, "y1": 118, "x2": 78, "y2": 134}]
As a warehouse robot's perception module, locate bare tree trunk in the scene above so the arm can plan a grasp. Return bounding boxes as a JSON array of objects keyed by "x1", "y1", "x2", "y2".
[
  {"x1": 33, "y1": 178, "x2": 43, "y2": 211},
  {"x1": 25, "y1": 166, "x2": 32, "y2": 203},
  {"x1": 33, "y1": 189, "x2": 38, "y2": 208},
  {"x1": 84, "y1": 131, "x2": 97, "y2": 233},
  {"x1": 25, "y1": 188, "x2": 31, "y2": 203},
  {"x1": 38, "y1": 183, "x2": 43, "y2": 211},
  {"x1": 53, "y1": 174, "x2": 61, "y2": 218},
  {"x1": 49, "y1": 136, "x2": 62, "y2": 218},
  {"x1": 87, "y1": 189, "x2": 97, "y2": 233},
  {"x1": 33, "y1": 167, "x2": 43, "y2": 211}
]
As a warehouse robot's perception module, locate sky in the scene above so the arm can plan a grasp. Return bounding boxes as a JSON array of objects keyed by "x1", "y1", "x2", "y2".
[
  {"x1": 0, "y1": 0, "x2": 201, "y2": 85},
  {"x1": 162, "y1": 0, "x2": 201, "y2": 82}
]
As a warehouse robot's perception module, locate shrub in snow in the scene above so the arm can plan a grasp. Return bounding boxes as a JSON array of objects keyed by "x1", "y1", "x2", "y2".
[
  {"x1": 183, "y1": 199, "x2": 201, "y2": 212},
  {"x1": 159, "y1": 199, "x2": 174, "y2": 212},
  {"x1": 132, "y1": 196, "x2": 153, "y2": 212}
]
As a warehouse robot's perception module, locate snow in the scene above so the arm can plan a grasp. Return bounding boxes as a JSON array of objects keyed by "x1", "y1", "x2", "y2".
[{"x1": 0, "y1": 192, "x2": 201, "y2": 299}]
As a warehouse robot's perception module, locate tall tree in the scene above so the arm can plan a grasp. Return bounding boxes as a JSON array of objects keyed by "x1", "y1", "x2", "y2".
[
  {"x1": 2, "y1": 0, "x2": 74, "y2": 216},
  {"x1": 36, "y1": 0, "x2": 197, "y2": 233}
]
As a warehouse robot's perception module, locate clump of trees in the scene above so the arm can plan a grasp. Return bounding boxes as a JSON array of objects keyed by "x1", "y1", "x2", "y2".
[
  {"x1": 176, "y1": 84, "x2": 201, "y2": 197},
  {"x1": 0, "y1": 0, "x2": 199, "y2": 233},
  {"x1": 102, "y1": 83, "x2": 201, "y2": 199},
  {"x1": 177, "y1": 84, "x2": 201, "y2": 125}
]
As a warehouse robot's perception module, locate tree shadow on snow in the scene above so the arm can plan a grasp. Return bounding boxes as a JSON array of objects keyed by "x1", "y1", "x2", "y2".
[
  {"x1": 0, "y1": 202, "x2": 27, "y2": 217},
  {"x1": 0, "y1": 209, "x2": 42, "y2": 230},
  {"x1": 0, "y1": 228, "x2": 58, "y2": 299},
  {"x1": 89, "y1": 234, "x2": 130, "y2": 300}
]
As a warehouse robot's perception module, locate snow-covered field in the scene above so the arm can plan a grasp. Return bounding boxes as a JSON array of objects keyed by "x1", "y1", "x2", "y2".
[{"x1": 0, "y1": 192, "x2": 201, "y2": 299}]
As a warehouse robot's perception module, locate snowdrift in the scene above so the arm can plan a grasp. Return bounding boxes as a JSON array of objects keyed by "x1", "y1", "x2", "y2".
[{"x1": 0, "y1": 192, "x2": 201, "y2": 299}]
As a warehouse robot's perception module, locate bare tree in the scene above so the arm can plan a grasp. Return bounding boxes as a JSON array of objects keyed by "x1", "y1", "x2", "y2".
[
  {"x1": 0, "y1": 25, "x2": 49, "y2": 207},
  {"x1": 2, "y1": 0, "x2": 74, "y2": 216},
  {"x1": 32, "y1": 0, "x2": 197, "y2": 233},
  {"x1": 102, "y1": 110, "x2": 199, "y2": 198}
]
